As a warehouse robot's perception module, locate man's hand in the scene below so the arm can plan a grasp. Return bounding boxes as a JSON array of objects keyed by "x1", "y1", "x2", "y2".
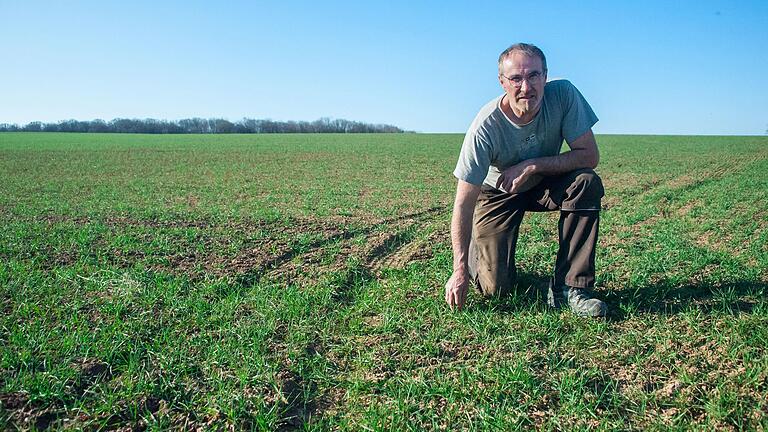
[
  {"x1": 446, "y1": 179, "x2": 480, "y2": 312},
  {"x1": 496, "y1": 161, "x2": 542, "y2": 193},
  {"x1": 445, "y1": 267, "x2": 470, "y2": 311}
]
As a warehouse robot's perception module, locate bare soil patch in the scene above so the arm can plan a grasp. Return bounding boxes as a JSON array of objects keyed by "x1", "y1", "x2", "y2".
[
  {"x1": 0, "y1": 391, "x2": 28, "y2": 411},
  {"x1": 675, "y1": 199, "x2": 702, "y2": 217},
  {"x1": 0, "y1": 391, "x2": 63, "y2": 431},
  {"x1": 666, "y1": 174, "x2": 700, "y2": 190},
  {"x1": 368, "y1": 228, "x2": 448, "y2": 273},
  {"x1": 72, "y1": 358, "x2": 114, "y2": 396},
  {"x1": 262, "y1": 368, "x2": 318, "y2": 431}
]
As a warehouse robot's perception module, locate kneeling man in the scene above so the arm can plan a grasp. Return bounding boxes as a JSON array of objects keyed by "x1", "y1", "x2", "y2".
[{"x1": 444, "y1": 43, "x2": 607, "y2": 317}]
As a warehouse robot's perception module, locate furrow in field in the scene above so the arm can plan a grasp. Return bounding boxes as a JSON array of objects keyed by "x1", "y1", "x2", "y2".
[
  {"x1": 601, "y1": 156, "x2": 756, "y2": 213},
  {"x1": 263, "y1": 206, "x2": 449, "y2": 284},
  {"x1": 602, "y1": 157, "x2": 763, "y2": 244},
  {"x1": 2, "y1": 206, "x2": 450, "y2": 288}
]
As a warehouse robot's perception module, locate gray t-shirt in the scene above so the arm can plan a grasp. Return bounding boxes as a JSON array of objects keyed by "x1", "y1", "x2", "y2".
[{"x1": 453, "y1": 79, "x2": 598, "y2": 191}]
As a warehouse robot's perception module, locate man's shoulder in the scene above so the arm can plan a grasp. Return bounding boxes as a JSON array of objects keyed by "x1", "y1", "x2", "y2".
[
  {"x1": 544, "y1": 78, "x2": 599, "y2": 142},
  {"x1": 467, "y1": 95, "x2": 505, "y2": 135},
  {"x1": 544, "y1": 79, "x2": 576, "y2": 96},
  {"x1": 474, "y1": 95, "x2": 504, "y2": 123},
  {"x1": 543, "y1": 79, "x2": 585, "y2": 113}
]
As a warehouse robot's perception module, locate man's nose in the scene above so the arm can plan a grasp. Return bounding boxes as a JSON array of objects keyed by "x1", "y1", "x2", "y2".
[{"x1": 520, "y1": 79, "x2": 530, "y2": 92}]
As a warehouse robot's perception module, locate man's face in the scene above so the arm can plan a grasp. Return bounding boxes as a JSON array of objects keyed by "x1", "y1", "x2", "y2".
[{"x1": 498, "y1": 52, "x2": 546, "y2": 120}]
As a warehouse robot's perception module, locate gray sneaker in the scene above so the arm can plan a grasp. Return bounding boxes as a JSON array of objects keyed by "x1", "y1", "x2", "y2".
[{"x1": 547, "y1": 280, "x2": 607, "y2": 317}]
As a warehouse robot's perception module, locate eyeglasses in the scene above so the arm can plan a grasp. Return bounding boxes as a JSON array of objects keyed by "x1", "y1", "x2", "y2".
[{"x1": 500, "y1": 71, "x2": 544, "y2": 88}]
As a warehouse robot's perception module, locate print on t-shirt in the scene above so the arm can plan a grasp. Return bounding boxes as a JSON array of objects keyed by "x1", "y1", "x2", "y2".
[{"x1": 520, "y1": 133, "x2": 539, "y2": 160}]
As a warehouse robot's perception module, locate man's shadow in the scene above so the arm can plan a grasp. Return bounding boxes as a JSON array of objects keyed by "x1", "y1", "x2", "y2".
[
  {"x1": 602, "y1": 278, "x2": 766, "y2": 320},
  {"x1": 471, "y1": 271, "x2": 767, "y2": 320}
]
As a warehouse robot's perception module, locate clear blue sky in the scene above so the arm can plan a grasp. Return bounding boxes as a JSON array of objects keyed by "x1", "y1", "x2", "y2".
[{"x1": 2, "y1": 0, "x2": 767, "y2": 135}]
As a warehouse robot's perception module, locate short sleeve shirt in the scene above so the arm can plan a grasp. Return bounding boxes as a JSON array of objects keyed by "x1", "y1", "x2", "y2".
[{"x1": 453, "y1": 79, "x2": 598, "y2": 191}]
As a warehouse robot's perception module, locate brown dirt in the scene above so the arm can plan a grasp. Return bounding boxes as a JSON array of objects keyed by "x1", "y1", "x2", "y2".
[
  {"x1": 601, "y1": 195, "x2": 621, "y2": 210},
  {"x1": 265, "y1": 368, "x2": 318, "y2": 431},
  {"x1": 0, "y1": 391, "x2": 28, "y2": 411},
  {"x1": 600, "y1": 172, "x2": 641, "y2": 193},
  {"x1": 368, "y1": 229, "x2": 449, "y2": 274},
  {"x1": 38, "y1": 250, "x2": 80, "y2": 270},
  {"x1": 72, "y1": 358, "x2": 114, "y2": 396},
  {"x1": 676, "y1": 199, "x2": 702, "y2": 217},
  {"x1": 666, "y1": 174, "x2": 700, "y2": 190},
  {"x1": 362, "y1": 315, "x2": 383, "y2": 328},
  {"x1": 262, "y1": 207, "x2": 448, "y2": 284},
  {"x1": 313, "y1": 386, "x2": 347, "y2": 418},
  {"x1": 0, "y1": 391, "x2": 62, "y2": 430}
]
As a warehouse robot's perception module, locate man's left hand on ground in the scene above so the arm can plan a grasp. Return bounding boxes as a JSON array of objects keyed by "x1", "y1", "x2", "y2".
[{"x1": 444, "y1": 268, "x2": 470, "y2": 311}]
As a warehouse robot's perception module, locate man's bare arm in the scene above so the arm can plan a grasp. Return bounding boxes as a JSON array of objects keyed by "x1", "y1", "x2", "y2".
[
  {"x1": 528, "y1": 129, "x2": 599, "y2": 175},
  {"x1": 496, "y1": 129, "x2": 599, "y2": 192},
  {"x1": 444, "y1": 180, "x2": 481, "y2": 311}
]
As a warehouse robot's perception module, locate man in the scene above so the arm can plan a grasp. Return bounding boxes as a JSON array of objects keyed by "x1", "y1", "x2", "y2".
[{"x1": 444, "y1": 43, "x2": 607, "y2": 317}]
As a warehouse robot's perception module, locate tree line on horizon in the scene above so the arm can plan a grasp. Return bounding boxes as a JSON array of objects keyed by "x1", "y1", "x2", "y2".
[{"x1": 0, "y1": 117, "x2": 406, "y2": 134}]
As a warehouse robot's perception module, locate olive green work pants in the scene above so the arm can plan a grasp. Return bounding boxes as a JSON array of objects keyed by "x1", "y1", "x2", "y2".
[{"x1": 468, "y1": 168, "x2": 604, "y2": 297}]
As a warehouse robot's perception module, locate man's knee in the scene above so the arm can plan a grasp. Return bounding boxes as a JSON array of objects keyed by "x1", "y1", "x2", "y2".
[
  {"x1": 475, "y1": 268, "x2": 515, "y2": 298},
  {"x1": 563, "y1": 169, "x2": 604, "y2": 210}
]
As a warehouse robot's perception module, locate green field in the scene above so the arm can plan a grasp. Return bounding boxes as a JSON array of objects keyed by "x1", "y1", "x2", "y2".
[{"x1": 1, "y1": 132, "x2": 767, "y2": 430}]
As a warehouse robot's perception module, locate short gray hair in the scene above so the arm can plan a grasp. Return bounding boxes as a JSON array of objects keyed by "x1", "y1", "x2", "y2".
[{"x1": 498, "y1": 43, "x2": 548, "y2": 74}]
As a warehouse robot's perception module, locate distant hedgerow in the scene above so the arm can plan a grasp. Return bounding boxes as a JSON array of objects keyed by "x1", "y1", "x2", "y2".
[{"x1": 0, "y1": 117, "x2": 406, "y2": 134}]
